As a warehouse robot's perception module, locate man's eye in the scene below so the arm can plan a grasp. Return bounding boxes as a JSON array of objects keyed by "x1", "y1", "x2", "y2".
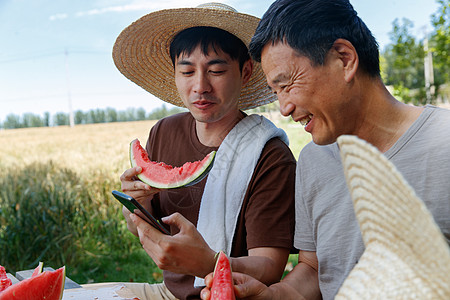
[
  {"x1": 279, "y1": 85, "x2": 290, "y2": 93},
  {"x1": 181, "y1": 71, "x2": 194, "y2": 75},
  {"x1": 210, "y1": 70, "x2": 225, "y2": 75}
]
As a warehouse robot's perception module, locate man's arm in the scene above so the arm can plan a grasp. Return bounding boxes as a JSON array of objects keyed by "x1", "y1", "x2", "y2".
[
  {"x1": 267, "y1": 251, "x2": 321, "y2": 300},
  {"x1": 129, "y1": 212, "x2": 290, "y2": 283},
  {"x1": 231, "y1": 247, "x2": 290, "y2": 285},
  {"x1": 201, "y1": 250, "x2": 321, "y2": 300}
]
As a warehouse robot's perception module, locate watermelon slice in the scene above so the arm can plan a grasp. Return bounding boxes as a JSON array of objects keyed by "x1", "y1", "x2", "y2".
[
  {"x1": 129, "y1": 138, "x2": 216, "y2": 189},
  {"x1": 31, "y1": 261, "x2": 44, "y2": 277},
  {"x1": 210, "y1": 251, "x2": 235, "y2": 300},
  {"x1": 0, "y1": 266, "x2": 65, "y2": 300},
  {"x1": 0, "y1": 266, "x2": 12, "y2": 292}
]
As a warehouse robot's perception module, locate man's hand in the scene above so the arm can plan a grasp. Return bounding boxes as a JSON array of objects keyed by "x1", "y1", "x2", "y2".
[
  {"x1": 120, "y1": 166, "x2": 160, "y2": 200},
  {"x1": 201, "y1": 251, "x2": 321, "y2": 300},
  {"x1": 130, "y1": 212, "x2": 217, "y2": 277},
  {"x1": 201, "y1": 272, "x2": 273, "y2": 300},
  {"x1": 120, "y1": 166, "x2": 160, "y2": 235}
]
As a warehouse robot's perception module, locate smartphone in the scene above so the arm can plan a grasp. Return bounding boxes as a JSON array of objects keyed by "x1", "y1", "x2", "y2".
[{"x1": 112, "y1": 190, "x2": 170, "y2": 235}]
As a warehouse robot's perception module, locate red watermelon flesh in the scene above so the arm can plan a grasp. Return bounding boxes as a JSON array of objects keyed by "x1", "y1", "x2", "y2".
[
  {"x1": 211, "y1": 251, "x2": 235, "y2": 300},
  {"x1": 0, "y1": 266, "x2": 12, "y2": 292},
  {"x1": 31, "y1": 261, "x2": 44, "y2": 277},
  {"x1": 129, "y1": 138, "x2": 216, "y2": 189},
  {"x1": 0, "y1": 266, "x2": 65, "y2": 300}
]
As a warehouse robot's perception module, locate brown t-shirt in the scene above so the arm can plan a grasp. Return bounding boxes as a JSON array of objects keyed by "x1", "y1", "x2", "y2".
[{"x1": 146, "y1": 112, "x2": 296, "y2": 300}]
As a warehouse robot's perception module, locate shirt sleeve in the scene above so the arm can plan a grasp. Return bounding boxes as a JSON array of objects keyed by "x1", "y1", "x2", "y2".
[
  {"x1": 243, "y1": 138, "x2": 297, "y2": 251},
  {"x1": 294, "y1": 150, "x2": 316, "y2": 251}
]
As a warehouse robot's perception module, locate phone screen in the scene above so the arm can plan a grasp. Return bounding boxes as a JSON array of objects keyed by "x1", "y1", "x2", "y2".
[{"x1": 112, "y1": 190, "x2": 170, "y2": 235}]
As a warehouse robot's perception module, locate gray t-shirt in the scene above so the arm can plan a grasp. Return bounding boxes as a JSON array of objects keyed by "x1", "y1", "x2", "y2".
[{"x1": 294, "y1": 105, "x2": 450, "y2": 300}]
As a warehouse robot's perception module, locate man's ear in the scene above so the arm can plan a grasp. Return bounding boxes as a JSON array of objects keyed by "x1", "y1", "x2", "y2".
[
  {"x1": 332, "y1": 38, "x2": 358, "y2": 83},
  {"x1": 241, "y1": 59, "x2": 253, "y2": 85}
]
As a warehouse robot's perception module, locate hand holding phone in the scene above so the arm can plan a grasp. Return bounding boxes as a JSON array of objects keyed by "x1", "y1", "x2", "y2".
[{"x1": 112, "y1": 190, "x2": 170, "y2": 235}]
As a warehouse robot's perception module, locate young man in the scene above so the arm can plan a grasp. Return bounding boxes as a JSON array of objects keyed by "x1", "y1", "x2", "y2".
[
  {"x1": 201, "y1": 0, "x2": 450, "y2": 299},
  {"x1": 113, "y1": 3, "x2": 296, "y2": 300}
]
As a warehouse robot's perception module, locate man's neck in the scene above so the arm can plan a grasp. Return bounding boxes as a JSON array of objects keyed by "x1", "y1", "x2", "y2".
[
  {"x1": 195, "y1": 111, "x2": 245, "y2": 147},
  {"x1": 354, "y1": 80, "x2": 424, "y2": 153}
]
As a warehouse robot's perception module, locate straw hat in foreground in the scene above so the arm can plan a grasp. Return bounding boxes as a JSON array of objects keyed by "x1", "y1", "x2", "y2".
[
  {"x1": 335, "y1": 135, "x2": 450, "y2": 299},
  {"x1": 112, "y1": 2, "x2": 276, "y2": 110}
]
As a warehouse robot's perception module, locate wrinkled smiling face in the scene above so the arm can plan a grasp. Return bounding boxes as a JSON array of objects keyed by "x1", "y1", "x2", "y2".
[
  {"x1": 261, "y1": 42, "x2": 359, "y2": 145},
  {"x1": 174, "y1": 45, "x2": 252, "y2": 125}
]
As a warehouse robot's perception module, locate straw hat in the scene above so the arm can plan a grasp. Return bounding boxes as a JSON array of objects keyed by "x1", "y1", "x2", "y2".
[
  {"x1": 335, "y1": 135, "x2": 450, "y2": 299},
  {"x1": 112, "y1": 2, "x2": 276, "y2": 110}
]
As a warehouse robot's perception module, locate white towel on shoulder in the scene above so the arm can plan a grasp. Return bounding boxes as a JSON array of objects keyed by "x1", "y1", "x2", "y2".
[{"x1": 194, "y1": 114, "x2": 289, "y2": 287}]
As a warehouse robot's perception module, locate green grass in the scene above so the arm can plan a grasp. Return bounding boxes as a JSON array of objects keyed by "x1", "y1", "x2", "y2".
[
  {"x1": 70, "y1": 249, "x2": 163, "y2": 284},
  {"x1": 0, "y1": 161, "x2": 163, "y2": 284}
]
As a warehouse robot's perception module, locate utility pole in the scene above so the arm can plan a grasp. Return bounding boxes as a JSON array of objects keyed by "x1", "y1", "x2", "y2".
[
  {"x1": 423, "y1": 36, "x2": 435, "y2": 104},
  {"x1": 65, "y1": 48, "x2": 75, "y2": 127}
]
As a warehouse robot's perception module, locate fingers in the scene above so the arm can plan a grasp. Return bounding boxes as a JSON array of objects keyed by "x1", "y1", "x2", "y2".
[
  {"x1": 121, "y1": 167, "x2": 148, "y2": 191},
  {"x1": 162, "y1": 212, "x2": 195, "y2": 233},
  {"x1": 233, "y1": 272, "x2": 266, "y2": 299},
  {"x1": 130, "y1": 213, "x2": 163, "y2": 247},
  {"x1": 200, "y1": 287, "x2": 211, "y2": 300},
  {"x1": 120, "y1": 167, "x2": 161, "y2": 198},
  {"x1": 202, "y1": 272, "x2": 259, "y2": 300},
  {"x1": 120, "y1": 166, "x2": 142, "y2": 181},
  {"x1": 204, "y1": 272, "x2": 214, "y2": 288},
  {"x1": 131, "y1": 213, "x2": 159, "y2": 236}
]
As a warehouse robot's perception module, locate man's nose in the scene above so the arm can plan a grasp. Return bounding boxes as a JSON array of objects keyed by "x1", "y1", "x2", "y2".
[
  {"x1": 193, "y1": 74, "x2": 212, "y2": 94},
  {"x1": 278, "y1": 95, "x2": 295, "y2": 117}
]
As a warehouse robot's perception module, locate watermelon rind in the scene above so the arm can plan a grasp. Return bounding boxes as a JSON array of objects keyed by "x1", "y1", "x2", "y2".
[
  {"x1": 31, "y1": 261, "x2": 44, "y2": 277},
  {"x1": 129, "y1": 138, "x2": 216, "y2": 189}
]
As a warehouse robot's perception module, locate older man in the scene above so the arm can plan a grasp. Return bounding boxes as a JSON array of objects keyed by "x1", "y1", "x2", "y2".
[{"x1": 201, "y1": 0, "x2": 450, "y2": 299}]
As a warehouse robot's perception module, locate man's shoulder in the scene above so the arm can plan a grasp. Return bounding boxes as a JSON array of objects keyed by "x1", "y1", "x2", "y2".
[
  {"x1": 152, "y1": 111, "x2": 192, "y2": 132},
  {"x1": 263, "y1": 136, "x2": 296, "y2": 164},
  {"x1": 156, "y1": 111, "x2": 191, "y2": 125},
  {"x1": 149, "y1": 112, "x2": 192, "y2": 143}
]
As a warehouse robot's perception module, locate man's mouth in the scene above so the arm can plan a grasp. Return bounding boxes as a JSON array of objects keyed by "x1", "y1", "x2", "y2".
[
  {"x1": 299, "y1": 114, "x2": 313, "y2": 127},
  {"x1": 192, "y1": 100, "x2": 215, "y2": 109}
]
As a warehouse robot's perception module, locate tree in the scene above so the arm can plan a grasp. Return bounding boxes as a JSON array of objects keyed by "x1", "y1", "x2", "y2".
[
  {"x1": 3, "y1": 114, "x2": 22, "y2": 129},
  {"x1": 136, "y1": 107, "x2": 147, "y2": 120},
  {"x1": 75, "y1": 110, "x2": 86, "y2": 124},
  {"x1": 106, "y1": 107, "x2": 118, "y2": 123},
  {"x1": 382, "y1": 18, "x2": 426, "y2": 104},
  {"x1": 22, "y1": 113, "x2": 44, "y2": 128},
  {"x1": 44, "y1": 112, "x2": 50, "y2": 127},
  {"x1": 430, "y1": 0, "x2": 450, "y2": 84},
  {"x1": 54, "y1": 112, "x2": 69, "y2": 126}
]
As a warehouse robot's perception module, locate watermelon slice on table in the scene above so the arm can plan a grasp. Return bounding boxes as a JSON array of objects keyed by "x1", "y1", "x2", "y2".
[
  {"x1": 31, "y1": 261, "x2": 44, "y2": 277},
  {"x1": 0, "y1": 266, "x2": 65, "y2": 300},
  {"x1": 129, "y1": 138, "x2": 216, "y2": 189},
  {"x1": 211, "y1": 251, "x2": 235, "y2": 300},
  {"x1": 0, "y1": 266, "x2": 12, "y2": 292}
]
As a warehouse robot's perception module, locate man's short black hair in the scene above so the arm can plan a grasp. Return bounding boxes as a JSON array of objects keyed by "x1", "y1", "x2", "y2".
[
  {"x1": 170, "y1": 26, "x2": 250, "y2": 71},
  {"x1": 249, "y1": 0, "x2": 380, "y2": 77}
]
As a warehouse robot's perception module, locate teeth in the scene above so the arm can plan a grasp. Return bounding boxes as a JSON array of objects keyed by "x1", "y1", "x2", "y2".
[{"x1": 299, "y1": 114, "x2": 312, "y2": 126}]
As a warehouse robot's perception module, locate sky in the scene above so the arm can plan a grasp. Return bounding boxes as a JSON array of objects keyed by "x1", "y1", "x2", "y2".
[{"x1": 0, "y1": 0, "x2": 440, "y2": 123}]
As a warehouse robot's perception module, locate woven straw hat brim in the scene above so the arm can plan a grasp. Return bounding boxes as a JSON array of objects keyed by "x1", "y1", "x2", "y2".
[
  {"x1": 113, "y1": 6, "x2": 276, "y2": 110},
  {"x1": 335, "y1": 135, "x2": 450, "y2": 299}
]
